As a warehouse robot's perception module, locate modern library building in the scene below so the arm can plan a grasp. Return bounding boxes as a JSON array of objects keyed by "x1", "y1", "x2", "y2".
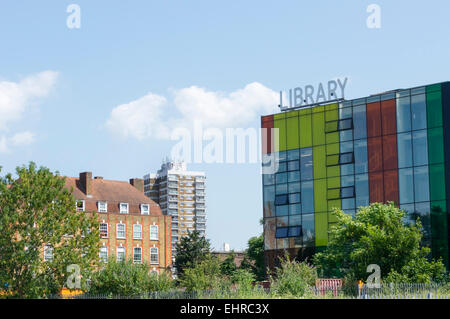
[{"x1": 261, "y1": 82, "x2": 450, "y2": 270}]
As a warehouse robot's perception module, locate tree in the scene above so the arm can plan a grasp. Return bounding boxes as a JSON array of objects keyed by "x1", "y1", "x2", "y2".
[
  {"x1": 174, "y1": 230, "x2": 211, "y2": 277},
  {"x1": 0, "y1": 163, "x2": 101, "y2": 298},
  {"x1": 220, "y1": 251, "x2": 237, "y2": 276},
  {"x1": 88, "y1": 259, "x2": 174, "y2": 295},
  {"x1": 314, "y1": 202, "x2": 446, "y2": 283},
  {"x1": 241, "y1": 234, "x2": 265, "y2": 281}
]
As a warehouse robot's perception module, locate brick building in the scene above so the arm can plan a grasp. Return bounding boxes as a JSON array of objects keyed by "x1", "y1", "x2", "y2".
[{"x1": 65, "y1": 172, "x2": 172, "y2": 274}]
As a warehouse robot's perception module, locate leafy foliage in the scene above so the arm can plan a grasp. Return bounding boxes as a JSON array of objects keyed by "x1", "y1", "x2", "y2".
[
  {"x1": 174, "y1": 230, "x2": 211, "y2": 277},
  {"x1": 88, "y1": 259, "x2": 174, "y2": 295},
  {"x1": 220, "y1": 251, "x2": 237, "y2": 276},
  {"x1": 270, "y1": 254, "x2": 317, "y2": 297},
  {"x1": 241, "y1": 234, "x2": 265, "y2": 281},
  {"x1": 314, "y1": 203, "x2": 446, "y2": 283},
  {"x1": 0, "y1": 163, "x2": 100, "y2": 298}
]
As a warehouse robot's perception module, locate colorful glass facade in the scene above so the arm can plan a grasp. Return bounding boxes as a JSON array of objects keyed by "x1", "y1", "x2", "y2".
[{"x1": 261, "y1": 82, "x2": 450, "y2": 270}]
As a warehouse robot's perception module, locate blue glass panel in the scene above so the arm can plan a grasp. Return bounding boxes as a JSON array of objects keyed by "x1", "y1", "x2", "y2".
[
  {"x1": 355, "y1": 174, "x2": 369, "y2": 207},
  {"x1": 414, "y1": 166, "x2": 430, "y2": 203},
  {"x1": 289, "y1": 215, "x2": 301, "y2": 226},
  {"x1": 412, "y1": 130, "x2": 428, "y2": 167},
  {"x1": 302, "y1": 213, "x2": 315, "y2": 246},
  {"x1": 301, "y1": 181, "x2": 314, "y2": 214},
  {"x1": 353, "y1": 104, "x2": 367, "y2": 140},
  {"x1": 399, "y1": 168, "x2": 414, "y2": 204},
  {"x1": 276, "y1": 172, "x2": 288, "y2": 184},
  {"x1": 354, "y1": 139, "x2": 368, "y2": 174},
  {"x1": 397, "y1": 132, "x2": 413, "y2": 168},
  {"x1": 288, "y1": 171, "x2": 300, "y2": 182},
  {"x1": 411, "y1": 94, "x2": 427, "y2": 130},
  {"x1": 396, "y1": 96, "x2": 411, "y2": 133},
  {"x1": 300, "y1": 147, "x2": 313, "y2": 181}
]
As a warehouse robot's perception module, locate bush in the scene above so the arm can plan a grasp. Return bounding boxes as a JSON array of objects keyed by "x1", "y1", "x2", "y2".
[
  {"x1": 88, "y1": 259, "x2": 174, "y2": 296},
  {"x1": 231, "y1": 269, "x2": 255, "y2": 292},
  {"x1": 270, "y1": 254, "x2": 317, "y2": 297}
]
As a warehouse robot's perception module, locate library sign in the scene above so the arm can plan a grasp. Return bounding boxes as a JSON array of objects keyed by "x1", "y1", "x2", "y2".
[{"x1": 279, "y1": 77, "x2": 348, "y2": 111}]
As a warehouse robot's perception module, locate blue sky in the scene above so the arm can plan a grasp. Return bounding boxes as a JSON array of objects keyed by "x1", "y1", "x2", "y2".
[{"x1": 1, "y1": 0, "x2": 450, "y2": 250}]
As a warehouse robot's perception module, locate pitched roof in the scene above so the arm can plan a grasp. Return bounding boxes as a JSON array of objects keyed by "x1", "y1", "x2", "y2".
[{"x1": 64, "y1": 177, "x2": 162, "y2": 215}]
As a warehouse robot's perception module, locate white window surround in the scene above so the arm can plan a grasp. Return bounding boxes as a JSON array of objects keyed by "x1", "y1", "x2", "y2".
[
  {"x1": 133, "y1": 247, "x2": 142, "y2": 264},
  {"x1": 150, "y1": 247, "x2": 159, "y2": 264},
  {"x1": 99, "y1": 246, "x2": 108, "y2": 262},
  {"x1": 116, "y1": 247, "x2": 125, "y2": 262},
  {"x1": 98, "y1": 201, "x2": 108, "y2": 213},
  {"x1": 119, "y1": 202, "x2": 129, "y2": 214},
  {"x1": 99, "y1": 223, "x2": 108, "y2": 238},
  {"x1": 133, "y1": 224, "x2": 142, "y2": 240},
  {"x1": 141, "y1": 204, "x2": 150, "y2": 215},
  {"x1": 76, "y1": 200, "x2": 85, "y2": 212},
  {"x1": 116, "y1": 223, "x2": 126, "y2": 239},
  {"x1": 150, "y1": 225, "x2": 159, "y2": 240}
]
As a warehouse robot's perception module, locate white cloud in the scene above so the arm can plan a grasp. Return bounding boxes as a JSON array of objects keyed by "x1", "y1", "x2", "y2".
[
  {"x1": 105, "y1": 82, "x2": 279, "y2": 140},
  {"x1": 0, "y1": 131, "x2": 35, "y2": 154},
  {"x1": 0, "y1": 70, "x2": 58, "y2": 131}
]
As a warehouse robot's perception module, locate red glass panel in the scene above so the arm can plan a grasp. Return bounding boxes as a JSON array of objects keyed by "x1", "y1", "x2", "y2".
[
  {"x1": 261, "y1": 115, "x2": 274, "y2": 154},
  {"x1": 368, "y1": 137, "x2": 383, "y2": 172},
  {"x1": 366, "y1": 102, "x2": 381, "y2": 137},
  {"x1": 382, "y1": 135, "x2": 398, "y2": 171},
  {"x1": 384, "y1": 170, "x2": 399, "y2": 203},
  {"x1": 369, "y1": 172, "x2": 384, "y2": 203},
  {"x1": 381, "y1": 99, "x2": 397, "y2": 135}
]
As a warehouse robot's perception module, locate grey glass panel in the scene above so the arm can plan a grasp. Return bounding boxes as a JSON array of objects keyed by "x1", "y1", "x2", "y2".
[
  {"x1": 396, "y1": 97, "x2": 411, "y2": 133},
  {"x1": 289, "y1": 193, "x2": 301, "y2": 204},
  {"x1": 275, "y1": 227, "x2": 288, "y2": 238},
  {"x1": 288, "y1": 182, "x2": 301, "y2": 193},
  {"x1": 339, "y1": 106, "x2": 352, "y2": 119},
  {"x1": 411, "y1": 87, "x2": 426, "y2": 95},
  {"x1": 288, "y1": 160, "x2": 300, "y2": 171},
  {"x1": 400, "y1": 204, "x2": 415, "y2": 225},
  {"x1": 399, "y1": 168, "x2": 414, "y2": 204},
  {"x1": 414, "y1": 202, "x2": 431, "y2": 245},
  {"x1": 276, "y1": 206, "x2": 289, "y2": 217},
  {"x1": 341, "y1": 164, "x2": 354, "y2": 176},
  {"x1": 300, "y1": 148, "x2": 313, "y2": 181},
  {"x1": 412, "y1": 130, "x2": 428, "y2": 167},
  {"x1": 276, "y1": 183, "x2": 288, "y2": 195},
  {"x1": 355, "y1": 174, "x2": 369, "y2": 207},
  {"x1": 397, "y1": 132, "x2": 413, "y2": 168},
  {"x1": 340, "y1": 141, "x2": 353, "y2": 154},
  {"x1": 338, "y1": 119, "x2": 353, "y2": 130},
  {"x1": 289, "y1": 204, "x2": 301, "y2": 215},
  {"x1": 276, "y1": 172, "x2": 288, "y2": 184},
  {"x1": 263, "y1": 185, "x2": 275, "y2": 217},
  {"x1": 263, "y1": 173, "x2": 275, "y2": 186},
  {"x1": 353, "y1": 105, "x2": 367, "y2": 140},
  {"x1": 287, "y1": 149, "x2": 300, "y2": 160},
  {"x1": 278, "y1": 151, "x2": 287, "y2": 162},
  {"x1": 411, "y1": 94, "x2": 427, "y2": 130},
  {"x1": 288, "y1": 171, "x2": 300, "y2": 182},
  {"x1": 414, "y1": 166, "x2": 430, "y2": 202},
  {"x1": 340, "y1": 152, "x2": 354, "y2": 165},
  {"x1": 341, "y1": 175, "x2": 355, "y2": 187},
  {"x1": 278, "y1": 162, "x2": 287, "y2": 172},
  {"x1": 342, "y1": 198, "x2": 355, "y2": 210},
  {"x1": 354, "y1": 139, "x2": 368, "y2": 174},
  {"x1": 289, "y1": 215, "x2": 301, "y2": 226},
  {"x1": 341, "y1": 186, "x2": 355, "y2": 198},
  {"x1": 302, "y1": 214, "x2": 315, "y2": 246},
  {"x1": 275, "y1": 194, "x2": 289, "y2": 206},
  {"x1": 288, "y1": 226, "x2": 302, "y2": 237},
  {"x1": 301, "y1": 181, "x2": 314, "y2": 214},
  {"x1": 339, "y1": 129, "x2": 353, "y2": 142}
]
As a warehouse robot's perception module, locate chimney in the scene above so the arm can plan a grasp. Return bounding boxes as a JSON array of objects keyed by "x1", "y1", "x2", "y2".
[
  {"x1": 79, "y1": 172, "x2": 92, "y2": 195},
  {"x1": 130, "y1": 178, "x2": 144, "y2": 193}
]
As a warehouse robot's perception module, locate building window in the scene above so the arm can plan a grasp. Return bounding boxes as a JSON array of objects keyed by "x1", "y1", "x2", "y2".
[
  {"x1": 133, "y1": 247, "x2": 142, "y2": 264},
  {"x1": 44, "y1": 245, "x2": 53, "y2": 261},
  {"x1": 98, "y1": 201, "x2": 107, "y2": 213},
  {"x1": 119, "y1": 203, "x2": 129, "y2": 214},
  {"x1": 99, "y1": 246, "x2": 108, "y2": 262},
  {"x1": 141, "y1": 204, "x2": 150, "y2": 215},
  {"x1": 150, "y1": 247, "x2": 159, "y2": 264},
  {"x1": 275, "y1": 226, "x2": 301, "y2": 238},
  {"x1": 150, "y1": 225, "x2": 159, "y2": 240},
  {"x1": 116, "y1": 223, "x2": 126, "y2": 239},
  {"x1": 76, "y1": 200, "x2": 85, "y2": 212},
  {"x1": 116, "y1": 247, "x2": 125, "y2": 262},
  {"x1": 99, "y1": 223, "x2": 108, "y2": 238},
  {"x1": 133, "y1": 224, "x2": 142, "y2": 239},
  {"x1": 274, "y1": 194, "x2": 289, "y2": 206}
]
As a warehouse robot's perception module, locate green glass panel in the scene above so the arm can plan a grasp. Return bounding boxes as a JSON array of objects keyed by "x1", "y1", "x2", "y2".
[
  {"x1": 274, "y1": 119, "x2": 287, "y2": 152},
  {"x1": 286, "y1": 116, "x2": 299, "y2": 150},
  {"x1": 428, "y1": 127, "x2": 444, "y2": 165},
  {"x1": 313, "y1": 145, "x2": 326, "y2": 180},
  {"x1": 312, "y1": 105, "x2": 325, "y2": 113},
  {"x1": 274, "y1": 113, "x2": 285, "y2": 120},
  {"x1": 314, "y1": 212, "x2": 328, "y2": 246},
  {"x1": 312, "y1": 112, "x2": 325, "y2": 146},
  {"x1": 326, "y1": 154, "x2": 339, "y2": 166},
  {"x1": 299, "y1": 108, "x2": 311, "y2": 115},
  {"x1": 299, "y1": 115, "x2": 312, "y2": 148},
  {"x1": 430, "y1": 200, "x2": 448, "y2": 267},
  {"x1": 325, "y1": 121, "x2": 338, "y2": 133},
  {"x1": 327, "y1": 189, "x2": 340, "y2": 200},
  {"x1": 325, "y1": 103, "x2": 338, "y2": 111},
  {"x1": 314, "y1": 179, "x2": 327, "y2": 212},
  {"x1": 429, "y1": 164, "x2": 446, "y2": 201},
  {"x1": 327, "y1": 177, "x2": 340, "y2": 189},
  {"x1": 426, "y1": 83, "x2": 442, "y2": 93},
  {"x1": 326, "y1": 143, "x2": 340, "y2": 155},
  {"x1": 326, "y1": 131, "x2": 339, "y2": 144},
  {"x1": 327, "y1": 166, "x2": 340, "y2": 177},
  {"x1": 325, "y1": 108, "x2": 339, "y2": 122},
  {"x1": 286, "y1": 110, "x2": 299, "y2": 118},
  {"x1": 427, "y1": 91, "x2": 443, "y2": 128}
]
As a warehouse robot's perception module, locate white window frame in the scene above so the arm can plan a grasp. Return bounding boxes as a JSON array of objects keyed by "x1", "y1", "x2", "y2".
[
  {"x1": 76, "y1": 200, "x2": 85, "y2": 212},
  {"x1": 133, "y1": 247, "x2": 142, "y2": 264},
  {"x1": 116, "y1": 223, "x2": 126, "y2": 239},
  {"x1": 150, "y1": 247, "x2": 159, "y2": 264},
  {"x1": 99, "y1": 246, "x2": 108, "y2": 262},
  {"x1": 133, "y1": 224, "x2": 142, "y2": 240},
  {"x1": 150, "y1": 225, "x2": 159, "y2": 240},
  {"x1": 44, "y1": 245, "x2": 53, "y2": 262},
  {"x1": 98, "y1": 201, "x2": 108, "y2": 213},
  {"x1": 140, "y1": 204, "x2": 150, "y2": 215},
  {"x1": 116, "y1": 246, "x2": 125, "y2": 262},
  {"x1": 119, "y1": 203, "x2": 129, "y2": 214},
  {"x1": 99, "y1": 223, "x2": 108, "y2": 238}
]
